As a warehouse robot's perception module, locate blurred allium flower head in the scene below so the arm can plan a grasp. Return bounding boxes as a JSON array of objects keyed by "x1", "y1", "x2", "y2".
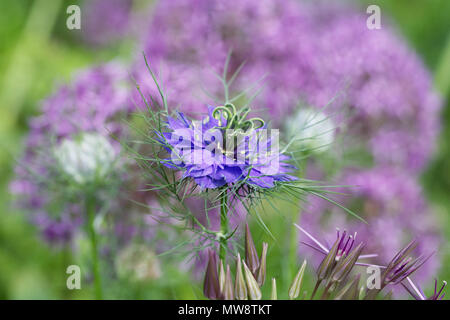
[
  {"x1": 82, "y1": 0, "x2": 134, "y2": 47},
  {"x1": 115, "y1": 244, "x2": 162, "y2": 281},
  {"x1": 54, "y1": 133, "x2": 116, "y2": 185},
  {"x1": 11, "y1": 63, "x2": 132, "y2": 245}
]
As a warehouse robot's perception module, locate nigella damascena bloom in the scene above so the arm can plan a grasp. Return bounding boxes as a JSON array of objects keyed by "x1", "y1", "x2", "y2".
[{"x1": 158, "y1": 104, "x2": 296, "y2": 189}]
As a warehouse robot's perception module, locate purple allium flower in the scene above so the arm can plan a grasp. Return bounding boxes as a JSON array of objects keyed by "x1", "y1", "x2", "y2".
[
  {"x1": 158, "y1": 105, "x2": 296, "y2": 190},
  {"x1": 11, "y1": 63, "x2": 132, "y2": 245},
  {"x1": 298, "y1": 168, "x2": 442, "y2": 290},
  {"x1": 137, "y1": 0, "x2": 315, "y2": 119},
  {"x1": 139, "y1": 0, "x2": 441, "y2": 172},
  {"x1": 363, "y1": 240, "x2": 435, "y2": 299},
  {"x1": 82, "y1": 0, "x2": 134, "y2": 47},
  {"x1": 382, "y1": 240, "x2": 433, "y2": 286},
  {"x1": 295, "y1": 224, "x2": 377, "y2": 266}
]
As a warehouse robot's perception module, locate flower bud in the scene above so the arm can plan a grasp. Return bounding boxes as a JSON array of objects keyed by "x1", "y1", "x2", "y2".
[
  {"x1": 256, "y1": 242, "x2": 268, "y2": 286},
  {"x1": 203, "y1": 250, "x2": 221, "y2": 300},
  {"x1": 223, "y1": 264, "x2": 234, "y2": 300},
  {"x1": 317, "y1": 235, "x2": 340, "y2": 281},
  {"x1": 234, "y1": 253, "x2": 248, "y2": 300},
  {"x1": 243, "y1": 260, "x2": 262, "y2": 300},
  {"x1": 245, "y1": 224, "x2": 260, "y2": 276},
  {"x1": 271, "y1": 278, "x2": 277, "y2": 300},
  {"x1": 288, "y1": 259, "x2": 307, "y2": 300},
  {"x1": 219, "y1": 260, "x2": 225, "y2": 292}
]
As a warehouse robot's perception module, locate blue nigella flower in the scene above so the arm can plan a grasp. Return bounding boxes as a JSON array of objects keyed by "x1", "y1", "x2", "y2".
[{"x1": 157, "y1": 104, "x2": 296, "y2": 189}]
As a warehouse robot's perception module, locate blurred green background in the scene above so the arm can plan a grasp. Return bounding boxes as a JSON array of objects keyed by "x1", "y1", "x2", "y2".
[{"x1": 0, "y1": 0, "x2": 448, "y2": 299}]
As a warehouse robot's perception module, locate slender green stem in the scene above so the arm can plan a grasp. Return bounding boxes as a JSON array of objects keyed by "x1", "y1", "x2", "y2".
[
  {"x1": 219, "y1": 191, "x2": 229, "y2": 262},
  {"x1": 287, "y1": 161, "x2": 306, "y2": 287},
  {"x1": 310, "y1": 279, "x2": 322, "y2": 300},
  {"x1": 288, "y1": 209, "x2": 301, "y2": 280},
  {"x1": 86, "y1": 195, "x2": 103, "y2": 300}
]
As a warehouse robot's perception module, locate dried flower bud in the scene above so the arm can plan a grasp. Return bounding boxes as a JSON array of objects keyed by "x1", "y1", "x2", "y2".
[
  {"x1": 243, "y1": 260, "x2": 262, "y2": 300},
  {"x1": 256, "y1": 242, "x2": 268, "y2": 286},
  {"x1": 288, "y1": 259, "x2": 307, "y2": 300},
  {"x1": 245, "y1": 224, "x2": 260, "y2": 276},
  {"x1": 234, "y1": 253, "x2": 248, "y2": 300}
]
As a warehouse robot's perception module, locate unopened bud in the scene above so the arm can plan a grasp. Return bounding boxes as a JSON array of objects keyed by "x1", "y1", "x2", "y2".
[
  {"x1": 223, "y1": 264, "x2": 234, "y2": 300},
  {"x1": 256, "y1": 242, "x2": 268, "y2": 286},
  {"x1": 203, "y1": 250, "x2": 221, "y2": 300},
  {"x1": 234, "y1": 253, "x2": 248, "y2": 300},
  {"x1": 288, "y1": 260, "x2": 307, "y2": 300},
  {"x1": 245, "y1": 224, "x2": 260, "y2": 276},
  {"x1": 243, "y1": 260, "x2": 262, "y2": 300},
  {"x1": 271, "y1": 278, "x2": 277, "y2": 300},
  {"x1": 219, "y1": 260, "x2": 225, "y2": 292}
]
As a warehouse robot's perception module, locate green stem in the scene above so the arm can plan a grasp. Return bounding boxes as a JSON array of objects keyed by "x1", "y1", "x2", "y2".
[
  {"x1": 310, "y1": 279, "x2": 322, "y2": 300},
  {"x1": 287, "y1": 161, "x2": 307, "y2": 288},
  {"x1": 219, "y1": 191, "x2": 229, "y2": 262},
  {"x1": 288, "y1": 209, "x2": 301, "y2": 282},
  {"x1": 86, "y1": 195, "x2": 103, "y2": 300}
]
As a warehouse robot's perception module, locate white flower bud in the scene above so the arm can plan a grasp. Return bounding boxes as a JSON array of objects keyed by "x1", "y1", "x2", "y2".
[
  {"x1": 285, "y1": 108, "x2": 335, "y2": 153},
  {"x1": 54, "y1": 133, "x2": 116, "y2": 184}
]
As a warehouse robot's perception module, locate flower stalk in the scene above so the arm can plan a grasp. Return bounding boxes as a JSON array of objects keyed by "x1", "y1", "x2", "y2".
[
  {"x1": 86, "y1": 194, "x2": 102, "y2": 300},
  {"x1": 219, "y1": 190, "x2": 229, "y2": 262}
]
